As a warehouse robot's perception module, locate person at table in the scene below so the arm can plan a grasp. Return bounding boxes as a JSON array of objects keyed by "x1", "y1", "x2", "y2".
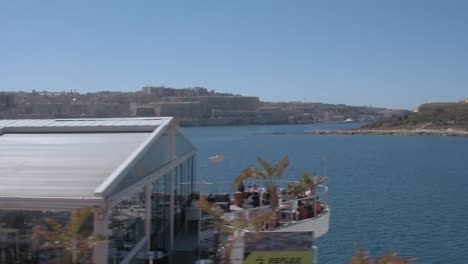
[
  {"x1": 248, "y1": 184, "x2": 258, "y2": 192},
  {"x1": 249, "y1": 184, "x2": 265, "y2": 193},
  {"x1": 237, "y1": 181, "x2": 245, "y2": 193},
  {"x1": 280, "y1": 188, "x2": 292, "y2": 202},
  {"x1": 252, "y1": 191, "x2": 261, "y2": 207},
  {"x1": 246, "y1": 191, "x2": 260, "y2": 207}
]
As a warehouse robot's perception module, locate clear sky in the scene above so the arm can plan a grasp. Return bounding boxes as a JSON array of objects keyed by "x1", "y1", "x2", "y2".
[{"x1": 1, "y1": 0, "x2": 467, "y2": 109}]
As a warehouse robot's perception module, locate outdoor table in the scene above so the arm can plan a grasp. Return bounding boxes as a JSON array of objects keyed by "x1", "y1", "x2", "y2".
[
  {"x1": 111, "y1": 215, "x2": 129, "y2": 222},
  {"x1": 277, "y1": 204, "x2": 294, "y2": 224},
  {"x1": 137, "y1": 250, "x2": 168, "y2": 264}
]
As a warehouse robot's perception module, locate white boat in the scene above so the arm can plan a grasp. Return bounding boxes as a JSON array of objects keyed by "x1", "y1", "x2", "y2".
[{"x1": 207, "y1": 154, "x2": 225, "y2": 163}]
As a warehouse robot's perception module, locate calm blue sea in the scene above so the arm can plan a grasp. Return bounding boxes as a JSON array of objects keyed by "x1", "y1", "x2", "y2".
[{"x1": 181, "y1": 124, "x2": 468, "y2": 264}]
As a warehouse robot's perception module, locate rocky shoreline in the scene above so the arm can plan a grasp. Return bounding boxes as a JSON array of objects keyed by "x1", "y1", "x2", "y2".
[{"x1": 272, "y1": 128, "x2": 468, "y2": 137}]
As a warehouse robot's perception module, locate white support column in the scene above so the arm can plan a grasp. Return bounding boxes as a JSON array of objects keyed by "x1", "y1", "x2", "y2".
[
  {"x1": 93, "y1": 207, "x2": 109, "y2": 264},
  {"x1": 193, "y1": 155, "x2": 197, "y2": 190},
  {"x1": 168, "y1": 125, "x2": 175, "y2": 249},
  {"x1": 145, "y1": 185, "x2": 152, "y2": 250}
]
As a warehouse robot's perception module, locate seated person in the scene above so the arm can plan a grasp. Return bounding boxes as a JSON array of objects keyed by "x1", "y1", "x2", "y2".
[
  {"x1": 214, "y1": 193, "x2": 230, "y2": 212},
  {"x1": 243, "y1": 193, "x2": 253, "y2": 208},
  {"x1": 237, "y1": 181, "x2": 245, "y2": 193},
  {"x1": 280, "y1": 188, "x2": 292, "y2": 202},
  {"x1": 248, "y1": 184, "x2": 259, "y2": 192},
  {"x1": 246, "y1": 191, "x2": 260, "y2": 207},
  {"x1": 248, "y1": 184, "x2": 266, "y2": 193},
  {"x1": 261, "y1": 191, "x2": 270, "y2": 206},
  {"x1": 207, "y1": 193, "x2": 216, "y2": 203},
  {"x1": 206, "y1": 193, "x2": 230, "y2": 211},
  {"x1": 251, "y1": 191, "x2": 260, "y2": 207}
]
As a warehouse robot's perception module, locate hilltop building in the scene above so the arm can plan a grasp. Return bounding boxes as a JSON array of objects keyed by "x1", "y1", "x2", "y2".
[{"x1": 0, "y1": 88, "x2": 408, "y2": 125}]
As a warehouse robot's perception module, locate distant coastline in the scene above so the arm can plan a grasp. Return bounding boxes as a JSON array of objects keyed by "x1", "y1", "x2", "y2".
[
  {"x1": 278, "y1": 101, "x2": 468, "y2": 137},
  {"x1": 0, "y1": 88, "x2": 407, "y2": 125},
  {"x1": 272, "y1": 128, "x2": 468, "y2": 137}
]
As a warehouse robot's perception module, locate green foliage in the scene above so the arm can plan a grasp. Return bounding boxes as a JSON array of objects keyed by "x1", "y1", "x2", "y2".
[
  {"x1": 287, "y1": 181, "x2": 307, "y2": 197},
  {"x1": 33, "y1": 207, "x2": 105, "y2": 264},
  {"x1": 351, "y1": 244, "x2": 418, "y2": 264},
  {"x1": 197, "y1": 156, "x2": 291, "y2": 263},
  {"x1": 191, "y1": 191, "x2": 201, "y2": 200},
  {"x1": 233, "y1": 156, "x2": 289, "y2": 211},
  {"x1": 362, "y1": 102, "x2": 468, "y2": 131},
  {"x1": 197, "y1": 196, "x2": 273, "y2": 263},
  {"x1": 300, "y1": 172, "x2": 328, "y2": 196}
]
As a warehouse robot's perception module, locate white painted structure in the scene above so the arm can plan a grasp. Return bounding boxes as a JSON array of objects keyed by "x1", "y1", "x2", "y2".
[
  {"x1": 270, "y1": 208, "x2": 330, "y2": 239},
  {"x1": 0, "y1": 117, "x2": 197, "y2": 263}
]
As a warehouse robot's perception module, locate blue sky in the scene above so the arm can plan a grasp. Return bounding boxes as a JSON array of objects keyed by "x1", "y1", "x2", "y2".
[{"x1": 0, "y1": 1, "x2": 467, "y2": 109}]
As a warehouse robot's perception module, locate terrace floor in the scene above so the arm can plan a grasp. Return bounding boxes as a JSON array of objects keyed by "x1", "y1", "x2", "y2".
[{"x1": 171, "y1": 221, "x2": 213, "y2": 264}]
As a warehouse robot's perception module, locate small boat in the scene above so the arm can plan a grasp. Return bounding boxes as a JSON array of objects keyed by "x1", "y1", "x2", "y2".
[{"x1": 208, "y1": 154, "x2": 224, "y2": 163}]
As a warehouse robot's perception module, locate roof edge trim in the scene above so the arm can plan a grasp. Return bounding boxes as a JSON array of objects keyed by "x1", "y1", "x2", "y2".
[
  {"x1": 0, "y1": 196, "x2": 104, "y2": 210},
  {"x1": 3, "y1": 126, "x2": 157, "y2": 133},
  {"x1": 94, "y1": 118, "x2": 173, "y2": 196},
  {"x1": 0, "y1": 117, "x2": 173, "y2": 133}
]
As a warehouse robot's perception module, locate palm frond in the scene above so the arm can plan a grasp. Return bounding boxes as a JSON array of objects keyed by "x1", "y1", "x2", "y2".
[
  {"x1": 197, "y1": 196, "x2": 225, "y2": 226},
  {"x1": 67, "y1": 207, "x2": 92, "y2": 235},
  {"x1": 257, "y1": 157, "x2": 274, "y2": 176},
  {"x1": 316, "y1": 176, "x2": 328, "y2": 185},
  {"x1": 287, "y1": 181, "x2": 307, "y2": 196},
  {"x1": 232, "y1": 165, "x2": 265, "y2": 189},
  {"x1": 376, "y1": 252, "x2": 418, "y2": 264},
  {"x1": 273, "y1": 156, "x2": 289, "y2": 177},
  {"x1": 300, "y1": 172, "x2": 327, "y2": 187},
  {"x1": 351, "y1": 244, "x2": 417, "y2": 264}
]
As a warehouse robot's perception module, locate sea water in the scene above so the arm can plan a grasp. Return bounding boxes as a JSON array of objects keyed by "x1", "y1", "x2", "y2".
[{"x1": 181, "y1": 124, "x2": 468, "y2": 263}]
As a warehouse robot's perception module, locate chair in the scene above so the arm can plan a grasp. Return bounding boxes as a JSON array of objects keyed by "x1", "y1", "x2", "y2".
[
  {"x1": 185, "y1": 206, "x2": 201, "y2": 231},
  {"x1": 212, "y1": 193, "x2": 230, "y2": 212},
  {"x1": 242, "y1": 204, "x2": 253, "y2": 209},
  {"x1": 280, "y1": 200, "x2": 298, "y2": 224}
]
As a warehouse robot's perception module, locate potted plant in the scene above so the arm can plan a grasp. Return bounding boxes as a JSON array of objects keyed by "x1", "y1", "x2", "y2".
[
  {"x1": 197, "y1": 195, "x2": 273, "y2": 264},
  {"x1": 300, "y1": 172, "x2": 328, "y2": 197},
  {"x1": 233, "y1": 181, "x2": 245, "y2": 207},
  {"x1": 33, "y1": 207, "x2": 105, "y2": 264},
  {"x1": 233, "y1": 156, "x2": 289, "y2": 229},
  {"x1": 300, "y1": 172, "x2": 328, "y2": 217},
  {"x1": 286, "y1": 181, "x2": 306, "y2": 199}
]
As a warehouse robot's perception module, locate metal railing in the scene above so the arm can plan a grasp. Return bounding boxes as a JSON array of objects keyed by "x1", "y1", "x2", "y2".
[
  {"x1": 183, "y1": 180, "x2": 308, "y2": 195},
  {"x1": 196, "y1": 183, "x2": 328, "y2": 232}
]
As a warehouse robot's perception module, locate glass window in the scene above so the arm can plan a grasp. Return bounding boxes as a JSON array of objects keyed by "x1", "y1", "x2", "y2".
[
  {"x1": 110, "y1": 134, "x2": 170, "y2": 196},
  {"x1": 108, "y1": 191, "x2": 146, "y2": 263},
  {"x1": 174, "y1": 129, "x2": 194, "y2": 158},
  {"x1": 0, "y1": 210, "x2": 75, "y2": 264},
  {"x1": 151, "y1": 174, "x2": 171, "y2": 251}
]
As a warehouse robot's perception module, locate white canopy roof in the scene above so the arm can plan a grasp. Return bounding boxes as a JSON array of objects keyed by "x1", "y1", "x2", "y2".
[
  {"x1": 0, "y1": 133, "x2": 150, "y2": 198},
  {"x1": 0, "y1": 118, "x2": 176, "y2": 207}
]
